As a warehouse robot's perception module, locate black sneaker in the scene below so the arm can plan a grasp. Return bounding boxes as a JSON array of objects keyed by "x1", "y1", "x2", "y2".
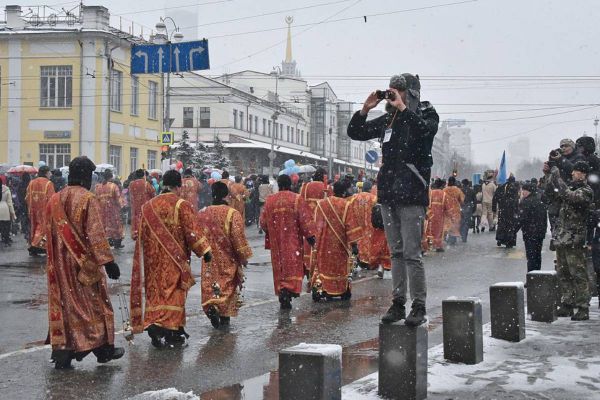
[
  {"x1": 51, "y1": 350, "x2": 74, "y2": 370},
  {"x1": 381, "y1": 300, "x2": 406, "y2": 323},
  {"x1": 405, "y1": 302, "x2": 427, "y2": 326},
  {"x1": 556, "y1": 304, "x2": 574, "y2": 317},
  {"x1": 481, "y1": 227, "x2": 485, "y2": 233},
  {"x1": 206, "y1": 305, "x2": 221, "y2": 328},
  {"x1": 571, "y1": 307, "x2": 589, "y2": 321}
]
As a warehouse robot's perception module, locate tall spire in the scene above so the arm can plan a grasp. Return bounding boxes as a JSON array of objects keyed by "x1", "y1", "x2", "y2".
[
  {"x1": 285, "y1": 16, "x2": 293, "y2": 63},
  {"x1": 281, "y1": 16, "x2": 300, "y2": 77}
]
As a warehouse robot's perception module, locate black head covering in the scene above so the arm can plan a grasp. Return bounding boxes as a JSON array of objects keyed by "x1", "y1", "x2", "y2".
[
  {"x1": 38, "y1": 165, "x2": 50, "y2": 177},
  {"x1": 576, "y1": 136, "x2": 596, "y2": 156},
  {"x1": 134, "y1": 169, "x2": 145, "y2": 179},
  {"x1": 313, "y1": 167, "x2": 326, "y2": 182},
  {"x1": 573, "y1": 161, "x2": 591, "y2": 174},
  {"x1": 362, "y1": 180, "x2": 373, "y2": 192},
  {"x1": 277, "y1": 174, "x2": 292, "y2": 190},
  {"x1": 183, "y1": 168, "x2": 194, "y2": 177},
  {"x1": 211, "y1": 181, "x2": 229, "y2": 205},
  {"x1": 221, "y1": 170, "x2": 230, "y2": 179},
  {"x1": 103, "y1": 169, "x2": 113, "y2": 181},
  {"x1": 521, "y1": 182, "x2": 537, "y2": 193},
  {"x1": 447, "y1": 176, "x2": 457, "y2": 186},
  {"x1": 333, "y1": 180, "x2": 349, "y2": 197},
  {"x1": 163, "y1": 170, "x2": 182, "y2": 188},
  {"x1": 68, "y1": 156, "x2": 96, "y2": 190}
]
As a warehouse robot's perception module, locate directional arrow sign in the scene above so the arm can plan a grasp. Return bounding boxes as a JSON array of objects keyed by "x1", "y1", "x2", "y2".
[{"x1": 131, "y1": 40, "x2": 210, "y2": 75}]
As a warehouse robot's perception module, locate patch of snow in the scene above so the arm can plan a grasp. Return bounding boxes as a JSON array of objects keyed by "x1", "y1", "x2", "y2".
[
  {"x1": 527, "y1": 270, "x2": 556, "y2": 275},
  {"x1": 127, "y1": 388, "x2": 199, "y2": 400},
  {"x1": 283, "y1": 343, "x2": 342, "y2": 359},
  {"x1": 492, "y1": 282, "x2": 524, "y2": 288}
]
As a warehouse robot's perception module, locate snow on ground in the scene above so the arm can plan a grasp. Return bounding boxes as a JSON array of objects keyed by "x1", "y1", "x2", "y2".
[
  {"x1": 344, "y1": 298, "x2": 600, "y2": 400},
  {"x1": 127, "y1": 388, "x2": 200, "y2": 400}
]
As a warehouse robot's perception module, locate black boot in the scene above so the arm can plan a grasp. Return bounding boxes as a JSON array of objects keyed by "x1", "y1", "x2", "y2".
[
  {"x1": 206, "y1": 305, "x2": 221, "y2": 329},
  {"x1": 279, "y1": 288, "x2": 292, "y2": 310},
  {"x1": 556, "y1": 303, "x2": 574, "y2": 317},
  {"x1": 571, "y1": 307, "x2": 589, "y2": 321},
  {"x1": 51, "y1": 350, "x2": 74, "y2": 370},
  {"x1": 147, "y1": 324, "x2": 166, "y2": 348},
  {"x1": 219, "y1": 316, "x2": 230, "y2": 326},
  {"x1": 405, "y1": 302, "x2": 427, "y2": 326},
  {"x1": 95, "y1": 344, "x2": 125, "y2": 363},
  {"x1": 381, "y1": 299, "x2": 406, "y2": 323},
  {"x1": 165, "y1": 328, "x2": 188, "y2": 346}
]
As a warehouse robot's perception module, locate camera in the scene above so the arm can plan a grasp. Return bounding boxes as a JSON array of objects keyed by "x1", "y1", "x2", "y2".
[
  {"x1": 549, "y1": 148, "x2": 562, "y2": 160},
  {"x1": 375, "y1": 90, "x2": 396, "y2": 101}
]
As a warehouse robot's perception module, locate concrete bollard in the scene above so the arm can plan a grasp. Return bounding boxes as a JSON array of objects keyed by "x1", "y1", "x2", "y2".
[
  {"x1": 526, "y1": 271, "x2": 558, "y2": 322},
  {"x1": 378, "y1": 323, "x2": 427, "y2": 400},
  {"x1": 490, "y1": 282, "x2": 526, "y2": 342},
  {"x1": 442, "y1": 297, "x2": 483, "y2": 364},
  {"x1": 279, "y1": 343, "x2": 342, "y2": 400}
]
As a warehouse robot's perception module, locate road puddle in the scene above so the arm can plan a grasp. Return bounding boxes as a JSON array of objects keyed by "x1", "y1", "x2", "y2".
[{"x1": 200, "y1": 338, "x2": 379, "y2": 399}]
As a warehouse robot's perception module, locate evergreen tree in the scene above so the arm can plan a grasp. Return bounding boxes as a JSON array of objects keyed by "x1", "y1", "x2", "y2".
[
  {"x1": 174, "y1": 130, "x2": 196, "y2": 168},
  {"x1": 210, "y1": 137, "x2": 231, "y2": 170},
  {"x1": 193, "y1": 141, "x2": 212, "y2": 169}
]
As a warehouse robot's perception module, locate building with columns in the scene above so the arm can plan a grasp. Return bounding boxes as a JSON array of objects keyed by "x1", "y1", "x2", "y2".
[{"x1": 0, "y1": 4, "x2": 163, "y2": 176}]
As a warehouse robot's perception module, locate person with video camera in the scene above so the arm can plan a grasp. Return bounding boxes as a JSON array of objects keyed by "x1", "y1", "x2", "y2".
[
  {"x1": 548, "y1": 139, "x2": 584, "y2": 182},
  {"x1": 347, "y1": 73, "x2": 439, "y2": 326}
]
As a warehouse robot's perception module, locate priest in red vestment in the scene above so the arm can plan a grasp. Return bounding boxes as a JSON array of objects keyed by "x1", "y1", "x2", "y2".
[
  {"x1": 229, "y1": 175, "x2": 249, "y2": 220},
  {"x1": 424, "y1": 179, "x2": 457, "y2": 252},
  {"x1": 347, "y1": 180, "x2": 377, "y2": 269},
  {"x1": 95, "y1": 170, "x2": 125, "y2": 248},
  {"x1": 26, "y1": 165, "x2": 55, "y2": 255},
  {"x1": 128, "y1": 169, "x2": 155, "y2": 239},
  {"x1": 197, "y1": 182, "x2": 252, "y2": 328},
  {"x1": 260, "y1": 174, "x2": 316, "y2": 309},
  {"x1": 443, "y1": 177, "x2": 464, "y2": 245},
  {"x1": 130, "y1": 170, "x2": 212, "y2": 348},
  {"x1": 311, "y1": 180, "x2": 363, "y2": 300},
  {"x1": 180, "y1": 169, "x2": 202, "y2": 211},
  {"x1": 46, "y1": 156, "x2": 124, "y2": 369},
  {"x1": 298, "y1": 167, "x2": 331, "y2": 276}
]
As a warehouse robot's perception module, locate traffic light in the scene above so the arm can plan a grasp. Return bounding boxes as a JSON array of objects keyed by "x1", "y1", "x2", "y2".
[{"x1": 161, "y1": 145, "x2": 170, "y2": 161}]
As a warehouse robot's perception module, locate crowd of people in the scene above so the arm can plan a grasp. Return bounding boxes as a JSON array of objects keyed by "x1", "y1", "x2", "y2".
[{"x1": 0, "y1": 72, "x2": 598, "y2": 372}]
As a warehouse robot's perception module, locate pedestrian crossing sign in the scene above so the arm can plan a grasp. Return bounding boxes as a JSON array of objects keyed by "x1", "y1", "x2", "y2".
[{"x1": 160, "y1": 132, "x2": 174, "y2": 145}]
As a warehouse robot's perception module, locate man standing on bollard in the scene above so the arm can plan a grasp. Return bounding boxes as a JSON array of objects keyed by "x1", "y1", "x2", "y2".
[
  {"x1": 347, "y1": 73, "x2": 439, "y2": 326},
  {"x1": 550, "y1": 161, "x2": 593, "y2": 321}
]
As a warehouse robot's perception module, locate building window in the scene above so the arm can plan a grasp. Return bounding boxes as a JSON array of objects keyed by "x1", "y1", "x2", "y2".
[
  {"x1": 274, "y1": 122, "x2": 277, "y2": 138},
  {"x1": 110, "y1": 70, "x2": 123, "y2": 112},
  {"x1": 147, "y1": 150, "x2": 157, "y2": 170},
  {"x1": 109, "y1": 145, "x2": 122, "y2": 175},
  {"x1": 268, "y1": 120, "x2": 272, "y2": 137},
  {"x1": 286, "y1": 126, "x2": 290, "y2": 142},
  {"x1": 130, "y1": 147, "x2": 138, "y2": 171},
  {"x1": 263, "y1": 118, "x2": 267, "y2": 135},
  {"x1": 183, "y1": 107, "x2": 194, "y2": 128},
  {"x1": 291, "y1": 127, "x2": 295, "y2": 143},
  {"x1": 148, "y1": 81, "x2": 158, "y2": 120},
  {"x1": 39, "y1": 144, "x2": 71, "y2": 169},
  {"x1": 40, "y1": 66, "x2": 72, "y2": 108},
  {"x1": 131, "y1": 76, "x2": 139, "y2": 116},
  {"x1": 254, "y1": 116, "x2": 259, "y2": 133},
  {"x1": 200, "y1": 107, "x2": 210, "y2": 128},
  {"x1": 233, "y1": 110, "x2": 238, "y2": 129},
  {"x1": 280, "y1": 123, "x2": 283, "y2": 140},
  {"x1": 249, "y1": 114, "x2": 253, "y2": 133},
  {"x1": 240, "y1": 111, "x2": 244, "y2": 131}
]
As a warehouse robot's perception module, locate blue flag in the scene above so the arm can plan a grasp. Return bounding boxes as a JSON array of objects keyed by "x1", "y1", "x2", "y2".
[{"x1": 497, "y1": 151, "x2": 507, "y2": 184}]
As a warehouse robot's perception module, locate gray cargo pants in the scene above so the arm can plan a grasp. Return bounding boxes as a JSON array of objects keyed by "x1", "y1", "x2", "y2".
[{"x1": 381, "y1": 204, "x2": 427, "y2": 305}]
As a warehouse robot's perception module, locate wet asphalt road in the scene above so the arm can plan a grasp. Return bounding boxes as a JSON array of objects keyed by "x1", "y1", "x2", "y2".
[{"x1": 0, "y1": 226, "x2": 554, "y2": 399}]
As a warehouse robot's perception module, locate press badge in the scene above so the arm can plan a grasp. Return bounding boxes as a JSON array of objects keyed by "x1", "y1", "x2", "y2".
[{"x1": 383, "y1": 128, "x2": 393, "y2": 143}]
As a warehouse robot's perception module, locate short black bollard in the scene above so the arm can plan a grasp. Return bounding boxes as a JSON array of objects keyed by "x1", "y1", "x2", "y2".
[
  {"x1": 442, "y1": 297, "x2": 483, "y2": 364},
  {"x1": 490, "y1": 282, "x2": 526, "y2": 342},
  {"x1": 378, "y1": 323, "x2": 428, "y2": 400},
  {"x1": 526, "y1": 271, "x2": 558, "y2": 322},
  {"x1": 279, "y1": 343, "x2": 342, "y2": 400}
]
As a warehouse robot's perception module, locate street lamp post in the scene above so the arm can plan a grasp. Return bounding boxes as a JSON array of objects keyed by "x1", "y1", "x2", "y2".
[
  {"x1": 269, "y1": 67, "x2": 281, "y2": 179},
  {"x1": 154, "y1": 17, "x2": 184, "y2": 146},
  {"x1": 594, "y1": 116, "x2": 599, "y2": 153}
]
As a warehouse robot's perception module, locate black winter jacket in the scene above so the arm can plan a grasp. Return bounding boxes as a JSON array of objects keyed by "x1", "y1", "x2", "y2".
[
  {"x1": 347, "y1": 103, "x2": 439, "y2": 207},
  {"x1": 516, "y1": 192, "x2": 548, "y2": 240}
]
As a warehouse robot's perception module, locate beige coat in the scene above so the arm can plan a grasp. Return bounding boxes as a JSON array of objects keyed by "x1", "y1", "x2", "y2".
[
  {"x1": 0, "y1": 186, "x2": 16, "y2": 221},
  {"x1": 482, "y1": 181, "x2": 497, "y2": 204}
]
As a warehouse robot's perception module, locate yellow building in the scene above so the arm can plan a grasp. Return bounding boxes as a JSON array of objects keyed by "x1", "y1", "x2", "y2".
[{"x1": 0, "y1": 5, "x2": 164, "y2": 177}]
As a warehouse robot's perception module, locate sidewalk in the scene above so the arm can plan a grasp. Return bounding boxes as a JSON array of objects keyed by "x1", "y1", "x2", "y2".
[{"x1": 343, "y1": 298, "x2": 600, "y2": 400}]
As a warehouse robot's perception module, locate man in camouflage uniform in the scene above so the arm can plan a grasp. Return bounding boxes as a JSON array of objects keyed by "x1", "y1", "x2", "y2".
[{"x1": 550, "y1": 161, "x2": 594, "y2": 321}]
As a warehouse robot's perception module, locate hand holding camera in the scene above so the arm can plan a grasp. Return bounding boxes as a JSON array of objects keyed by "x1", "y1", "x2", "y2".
[{"x1": 549, "y1": 148, "x2": 562, "y2": 160}]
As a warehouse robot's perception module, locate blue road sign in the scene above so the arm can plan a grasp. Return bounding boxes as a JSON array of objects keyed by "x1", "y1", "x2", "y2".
[
  {"x1": 365, "y1": 149, "x2": 379, "y2": 164},
  {"x1": 131, "y1": 39, "x2": 210, "y2": 74},
  {"x1": 160, "y1": 132, "x2": 174, "y2": 145}
]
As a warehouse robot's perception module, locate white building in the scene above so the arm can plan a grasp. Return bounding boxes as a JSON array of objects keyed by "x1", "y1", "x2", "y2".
[
  {"x1": 445, "y1": 119, "x2": 472, "y2": 163},
  {"x1": 508, "y1": 137, "x2": 530, "y2": 170}
]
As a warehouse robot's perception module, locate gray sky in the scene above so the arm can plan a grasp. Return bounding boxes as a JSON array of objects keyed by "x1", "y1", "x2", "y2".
[{"x1": 26, "y1": 0, "x2": 600, "y2": 167}]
